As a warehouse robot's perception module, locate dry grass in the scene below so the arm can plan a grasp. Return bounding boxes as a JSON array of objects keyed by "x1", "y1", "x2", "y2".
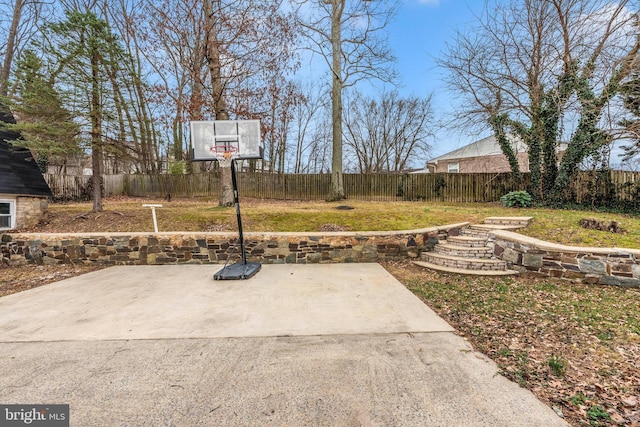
[{"x1": 13, "y1": 196, "x2": 640, "y2": 250}]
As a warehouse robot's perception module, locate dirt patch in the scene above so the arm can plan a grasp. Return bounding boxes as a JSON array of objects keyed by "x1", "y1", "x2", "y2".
[
  {"x1": 318, "y1": 223, "x2": 350, "y2": 232},
  {"x1": 0, "y1": 264, "x2": 105, "y2": 298},
  {"x1": 14, "y1": 209, "x2": 150, "y2": 234}
]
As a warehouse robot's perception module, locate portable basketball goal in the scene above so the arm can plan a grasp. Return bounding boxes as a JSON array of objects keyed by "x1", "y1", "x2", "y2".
[{"x1": 190, "y1": 120, "x2": 263, "y2": 280}]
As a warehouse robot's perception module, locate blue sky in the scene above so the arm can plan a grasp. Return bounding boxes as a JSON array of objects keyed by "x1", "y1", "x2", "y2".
[
  {"x1": 385, "y1": 0, "x2": 488, "y2": 159},
  {"x1": 385, "y1": 0, "x2": 633, "y2": 167},
  {"x1": 295, "y1": 0, "x2": 490, "y2": 164}
]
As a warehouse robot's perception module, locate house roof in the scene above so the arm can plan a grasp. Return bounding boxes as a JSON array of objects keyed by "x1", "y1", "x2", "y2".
[
  {"x1": 428, "y1": 135, "x2": 528, "y2": 164},
  {"x1": 428, "y1": 134, "x2": 568, "y2": 164},
  {"x1": 0, "y1": 109, "x2": 52, "y2": 197}
]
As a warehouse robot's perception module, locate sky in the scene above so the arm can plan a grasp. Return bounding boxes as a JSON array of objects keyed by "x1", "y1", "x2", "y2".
[
  {"x1": 295, "y1": 0, "x2": 489, "y2": 165},
  {"x1": 384, "y1": 0, "x2": 488, "y2": 160},
  {"x1": 382, "y1": 0, "x2": 633, "y2": 167}
]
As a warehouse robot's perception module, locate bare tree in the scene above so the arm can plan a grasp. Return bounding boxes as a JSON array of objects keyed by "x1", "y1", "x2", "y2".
[
  {"x1": 140, "y1": 0, "x2": 209, "y2": 167},
  {"x1": 296, "y1": 0, "x2": 399, "y2": 200},
  {"x1": 619, "y1": 68, "x2": 640, "y2": 161},
  {"x1": 126, "y1": 0, "x2": 298, "y2": 202},
  {"x1": 289, "y1": 82, "x2": 328, "y2": 173},
  {"x1": 343, "y1": 90, "x2": 433, "y2": 172},
  {"x1": 0, "y1": 0, "x2": 24, "y2": 98},
  {"x1": 101, "y1": 0, "x2": 160, "y2": 173},
  {"x1": 440, "y1": 0, "x2": 639, "y2": 203},
  {"x1": 177, "y1": 0, "x2": 297, "y2": 205},
  {"x1": 254, "y1": 80, "x2": 301, "y2": 173},
  {"x1": 306, "y1": 111, "x2": 332, "y2": 173},
  {"x1": 0, "y1": 0, "x2": 47, "y2": 97}
]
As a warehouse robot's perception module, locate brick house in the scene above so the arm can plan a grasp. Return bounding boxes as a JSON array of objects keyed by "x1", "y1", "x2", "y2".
[
  {"x1": 0, "y1": 110, "x2": 52, "y2": 230},
  {"x1": 426, "y1": 134, "x2": 566, "y2": 174}
]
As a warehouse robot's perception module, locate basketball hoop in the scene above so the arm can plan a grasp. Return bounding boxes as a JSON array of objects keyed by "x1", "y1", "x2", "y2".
[
  {"x1": 208, "y1": 145, "x2": 237, "y2": 167},
  {"x1": 190, "y1": 119, "x2": 263, "y2": 280},
  {"x1": 191, "y1": 120, "x2": 262, "y2": 162}
]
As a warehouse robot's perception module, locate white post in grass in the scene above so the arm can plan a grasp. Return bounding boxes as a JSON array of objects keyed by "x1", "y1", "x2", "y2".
[{"x1": 142, "y1": 204, "x2": 163, "y2": 233}]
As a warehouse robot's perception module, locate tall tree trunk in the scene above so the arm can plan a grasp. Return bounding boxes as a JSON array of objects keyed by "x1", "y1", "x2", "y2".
[
  {"x1": 489, "y1": 114, "x2": 522, "y2": 185},
  {"x1": 173, "y1": 112, "x2": 183, "y2": 161},
  {"x1": 0, "y1": 0, "x2": 22, "y2": 97},
  {"x1": 133, "y1": 58, "x2": 156, "y2": 173},
  {"x1": 90, "y1": 45, "x2": 103, "y2": 212},
  {"x1": 327, "y1": 0, "x2": 346, "y2": 201},
  {"x1": 110, "y1": 67, "x2": 130, "y2": 173},
  {"x1": 204, "y1": 0, "x2": 233, "y2": 206}
]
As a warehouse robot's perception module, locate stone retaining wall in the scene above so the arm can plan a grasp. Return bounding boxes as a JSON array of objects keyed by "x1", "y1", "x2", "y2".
[
  {"x1": 0, "y1": 223, "x2": 466, "y2": 267},
  {"x1": 3, "y1": 224, "x2": 638, "y2": 288},
  {"x1": 490, "y1": 230, "x2": 640, "y2": 288}
]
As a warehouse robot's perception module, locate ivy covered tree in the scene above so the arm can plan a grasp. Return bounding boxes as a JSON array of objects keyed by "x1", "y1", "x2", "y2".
[
  {"x1": 620, "y1": 70, "x2": 640, "y2": 160},
  {"x1": 440, "y1": 0, "x2": 640, "y2": 204},
  {"x1": 4, "y1": 50, "x2": 81, "y2": 172}
]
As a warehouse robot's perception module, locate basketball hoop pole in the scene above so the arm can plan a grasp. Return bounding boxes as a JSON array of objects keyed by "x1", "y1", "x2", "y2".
[
  {"x1": 213, "y1": 158, "x2": 261, "y2": 280},
  {"x1": 232, "y1": 159, "x2": 247, "y2": 265}
]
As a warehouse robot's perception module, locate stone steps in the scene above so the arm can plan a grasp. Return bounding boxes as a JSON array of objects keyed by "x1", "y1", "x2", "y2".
[
  {"x1": 447, "y1": 235, "x2": 488, "y2": 248},
  {"x1": 460, "y1": 226, "x2": 492, "y2": 238},
  {"x1": 415, "y1": 217, "x2": 527, "y2": 276},
  {"x1": 413, "y1": 260, "x2": 519, "y2": 276},
  {"x1": 484, "y1": 216, "x2": 533, "y2": 227},
  {"x1": 420, "y1": 252, "x2": 508, "y2": 271},
  {"x1": 435, "y1": 243, "x2": 493, "y2": 259},
  {"x1": 460, "y1": 217, "x2": 534, "y2": 238},
  {"x1": 460, "y1": 224, "x2": 521, "y2": 238}
]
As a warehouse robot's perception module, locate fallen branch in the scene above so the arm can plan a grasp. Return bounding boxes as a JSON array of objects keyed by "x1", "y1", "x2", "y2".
[{"x1": 578, "y1": 218, "x2": 626, "y2": 234}]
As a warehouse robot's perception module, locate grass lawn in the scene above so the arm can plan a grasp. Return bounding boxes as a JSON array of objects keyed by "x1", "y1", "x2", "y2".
[{"x1": 19, "y1": 197, "x2": 640, "y2": 249}]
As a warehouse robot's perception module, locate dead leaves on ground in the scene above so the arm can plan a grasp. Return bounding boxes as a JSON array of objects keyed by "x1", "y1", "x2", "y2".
[
  {"x1": 383, "y1": 260, "x2": 640, "y2": 427},
  {"x1": 0, "y1": 264, "x2": 104, "y2": 297}
]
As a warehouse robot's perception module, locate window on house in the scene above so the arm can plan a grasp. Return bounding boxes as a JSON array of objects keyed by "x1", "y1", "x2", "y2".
[
  {"x1": 447, "y1": 162, "x2": 459, "y2": 173},
  {"x1": 0, "y1": 199, "x2": 15, "y2": 229}
]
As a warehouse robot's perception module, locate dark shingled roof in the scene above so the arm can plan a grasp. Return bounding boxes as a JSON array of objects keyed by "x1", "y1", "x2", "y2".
[{"x1": 0, "y1": 108, "x2": 52, "y2": 197}]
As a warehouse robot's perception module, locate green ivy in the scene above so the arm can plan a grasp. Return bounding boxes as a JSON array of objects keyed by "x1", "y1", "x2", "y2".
[{"x1": 490, "y1": 114, "x2": 522, "y2": 185}]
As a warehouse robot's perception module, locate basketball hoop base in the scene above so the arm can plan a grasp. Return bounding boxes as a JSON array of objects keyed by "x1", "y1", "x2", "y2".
[{"x1": 213, "y1": 261, "x2": 262, "y2": 280}]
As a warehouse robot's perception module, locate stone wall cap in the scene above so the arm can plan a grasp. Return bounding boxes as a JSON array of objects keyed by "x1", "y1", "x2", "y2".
[
  {"x1": 3, "y1": 222, "x2": 471, "y2": 240},
  {"x1": 490, "y1": 230, "x2": 640, "y2": 256},
  {"x1": 484, "y1": 216, "x2": 534, "y2": 221}
]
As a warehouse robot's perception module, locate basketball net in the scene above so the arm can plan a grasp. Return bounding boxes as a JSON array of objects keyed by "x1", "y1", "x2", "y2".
[{"x1": 217, "y1": 150, "x2": 233, "y2": 168}]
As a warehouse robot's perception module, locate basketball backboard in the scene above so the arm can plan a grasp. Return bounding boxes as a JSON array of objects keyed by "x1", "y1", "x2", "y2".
[{"x1": 191, "y1": 120, "x2": 262, "y2": 161}]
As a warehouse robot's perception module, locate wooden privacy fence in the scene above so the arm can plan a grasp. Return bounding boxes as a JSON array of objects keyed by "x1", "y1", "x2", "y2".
[
  {"x1": 45, "y1": 174, "x2": 126, "y2": 200},
  {"x1": 45, "y1": 172, "x2": 524, "y2": 202},
  {"x1": 44, "y1": 170, "x2": 640, "y2": 204},
  {"x1": 571, "y1": 169, "x2": 640, "y2": 204}
]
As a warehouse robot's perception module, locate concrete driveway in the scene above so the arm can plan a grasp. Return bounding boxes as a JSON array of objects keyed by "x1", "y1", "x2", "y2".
[{"x1": 0, "y1": 263, "x2": 567, "y2": 426}]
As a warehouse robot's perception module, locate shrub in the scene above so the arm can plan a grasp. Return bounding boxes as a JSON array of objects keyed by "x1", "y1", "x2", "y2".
[
  {"x1": 500, "y1": 191, "x2": 532, "y2": 208},
  {"x1": 168, "y1": 160, "x2": 186, "y2": 175}
]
